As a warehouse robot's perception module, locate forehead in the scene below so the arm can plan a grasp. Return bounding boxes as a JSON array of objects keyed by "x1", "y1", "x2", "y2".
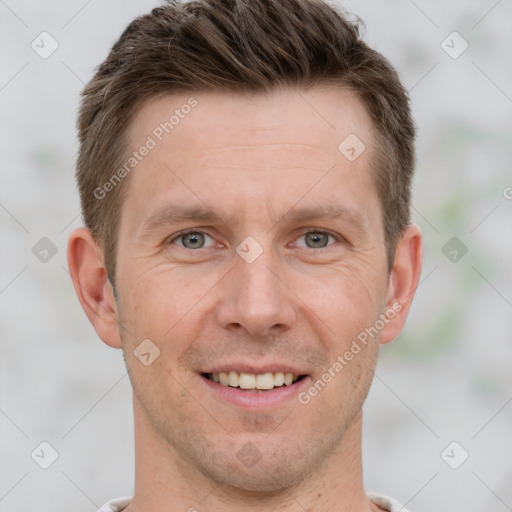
[
  {"x1": 128, "y1": 86, "x2": 373, "y2": 159},
  {"x1": 121, "y1": 86, "x2": 378, "y2": 230}
]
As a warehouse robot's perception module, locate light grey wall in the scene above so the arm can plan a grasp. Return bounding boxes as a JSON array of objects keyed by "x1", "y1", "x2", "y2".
[{"x1": 1, "y1": 1, "x2": 511, "y2": 510}]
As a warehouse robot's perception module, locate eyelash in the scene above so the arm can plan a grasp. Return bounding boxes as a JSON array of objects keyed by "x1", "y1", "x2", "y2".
[{"x1": 169, "y1": 228, "x2": 340, "y2": 249}]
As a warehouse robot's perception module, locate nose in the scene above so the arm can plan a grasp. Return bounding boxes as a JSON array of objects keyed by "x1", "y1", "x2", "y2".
[{"x1": 216, "y1": 250, "x2": 297, "y2": 337}]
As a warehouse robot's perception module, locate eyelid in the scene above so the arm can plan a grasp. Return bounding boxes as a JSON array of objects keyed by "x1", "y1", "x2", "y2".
[{"x1": 293, "y1": 228, "x2": 339, "y2": 248}]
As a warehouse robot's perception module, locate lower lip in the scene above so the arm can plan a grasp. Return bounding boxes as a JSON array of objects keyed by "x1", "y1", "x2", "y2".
[{"x1": 200, "y1": 374, "x2": 310, "y2": 411}]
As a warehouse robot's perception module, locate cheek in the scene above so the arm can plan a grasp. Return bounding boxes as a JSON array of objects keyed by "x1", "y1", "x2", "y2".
[
  {"x1": 298, "y1": 267, "x2": 386, "y2": 341},
  {"x1": 295, "y1": 335, "x2": 379, "y2": 444},
  {"x1": 119, "y1": 264, "x2": 211, "y2": 339}
]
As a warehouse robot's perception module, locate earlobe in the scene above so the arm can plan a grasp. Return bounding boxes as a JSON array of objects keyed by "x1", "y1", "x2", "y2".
[
  {"x1": 380, "y1": 223, "x2": 423, "y2": 345},
  {"x1": 67, "y1": 228, "x2": 122, "y2": 349}
]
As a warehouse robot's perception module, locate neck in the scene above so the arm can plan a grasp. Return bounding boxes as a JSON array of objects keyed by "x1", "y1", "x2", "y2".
[{"x1": 125, "y1": 396, "x2": 378, "y2": 512}]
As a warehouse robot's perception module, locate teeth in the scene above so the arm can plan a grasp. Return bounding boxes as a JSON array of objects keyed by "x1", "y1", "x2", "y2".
[
  {"x1": 274, "y1": 372, "x2": 285, "y2": 386},
  {"x1": 219, "y1": 372, "x2": 229, "y2": 386},
  {"x1": 210, "y1": 371, "x2": 301, "y2": 390},
  {"x1": 228, "y1": 371, "x2": 238, "y2": 387},
  {"x1": 239, "y1": 373, "x2": 256, "y2": 389},
  {"x1": 256, "y1": 373, "x2": 274, "y2": 390}
]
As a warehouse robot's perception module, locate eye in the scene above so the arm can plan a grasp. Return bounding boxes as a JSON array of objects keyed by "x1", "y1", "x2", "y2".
[
  {"x1": 172, "y1": 231, "x2": 215, "y2": 249},
  {"x1": 296, "y1": 230, "x2": 336, "y2": 249}
]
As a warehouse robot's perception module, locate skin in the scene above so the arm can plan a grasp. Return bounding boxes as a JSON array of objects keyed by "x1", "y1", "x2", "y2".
[{"x1": 68, "y1": 86, "x2": 422, "y2": 512}]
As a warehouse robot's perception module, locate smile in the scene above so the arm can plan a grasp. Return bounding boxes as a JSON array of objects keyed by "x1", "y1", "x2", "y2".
[
  {"x1": 200, "y1": 369, "x2": 310, "y2": 410},
  {"x1": 203, "y1": 371, "x2": 305, "y2": 391}
]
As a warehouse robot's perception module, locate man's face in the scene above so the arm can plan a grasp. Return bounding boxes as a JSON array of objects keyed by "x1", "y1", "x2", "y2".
[{"x1": 114, "y1": 87, "x2": 392, "y2": 490}]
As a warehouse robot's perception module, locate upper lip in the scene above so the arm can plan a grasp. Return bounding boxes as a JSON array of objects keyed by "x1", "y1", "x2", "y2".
[{"x1": 201, "y1": 363, "x2": 308, "y2": 375}]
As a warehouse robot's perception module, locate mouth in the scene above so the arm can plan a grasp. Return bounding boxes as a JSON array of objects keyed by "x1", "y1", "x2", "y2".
[{"x1": 201, "y1": 371, "x2": 307, "y2": 392}]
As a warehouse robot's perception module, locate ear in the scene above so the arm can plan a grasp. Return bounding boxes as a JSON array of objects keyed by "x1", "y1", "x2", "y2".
[
  {"x1": 67, "y1": 227, "x2": 122, "y2": 349},
  {"x1": 380, "y1": 223, "x2": 423, "y2": 345}
]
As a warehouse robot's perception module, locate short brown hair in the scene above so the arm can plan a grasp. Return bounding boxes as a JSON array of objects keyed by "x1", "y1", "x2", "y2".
[{"x1": 76, "y1": 0, "x2": 415, "y2": 286}]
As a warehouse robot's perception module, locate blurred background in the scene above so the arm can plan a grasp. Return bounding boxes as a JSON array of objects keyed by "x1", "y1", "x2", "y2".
[{"x1": 1, "y1": 0, "x2": 511, "y2": 510}]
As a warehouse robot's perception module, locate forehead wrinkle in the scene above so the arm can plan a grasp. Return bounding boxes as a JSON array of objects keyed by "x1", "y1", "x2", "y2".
[{"x1": 192, "y1": 144, "x2": 335, "y2": 175}]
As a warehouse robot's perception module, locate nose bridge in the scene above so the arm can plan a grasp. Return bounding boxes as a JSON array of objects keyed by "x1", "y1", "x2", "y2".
[
  {"x1": 240, "y1": 253, "x2": 280, "y2": 307},
  {"x1": 218, "y1": 245, "x2": 296, "y2": 335}
]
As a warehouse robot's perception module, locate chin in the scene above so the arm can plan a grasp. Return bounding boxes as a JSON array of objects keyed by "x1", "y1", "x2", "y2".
[
  {"x1": 194, "y1": 440, "x2": 325, "y2": 496},
  {"x1": 208, "y1": 459, "x2": 307, "y2": 495}
]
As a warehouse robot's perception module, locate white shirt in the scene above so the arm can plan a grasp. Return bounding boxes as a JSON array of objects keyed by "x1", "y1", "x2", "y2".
[{"x1": 98, "y1": 493, "x2": 411, "y2": 511}]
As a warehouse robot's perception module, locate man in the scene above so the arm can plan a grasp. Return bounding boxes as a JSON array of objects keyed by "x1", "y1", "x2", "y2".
[{"x1": 67, "y1": 0, "x2": 423, "y2": 510}]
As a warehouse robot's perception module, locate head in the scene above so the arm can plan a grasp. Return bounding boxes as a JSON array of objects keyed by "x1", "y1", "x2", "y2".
[
  {"x1": 68, "y1": 0, "x2": 422, "y2": 495},
  {"x1": 76, "y1": 0, "x2": 415, "y2": 287}
]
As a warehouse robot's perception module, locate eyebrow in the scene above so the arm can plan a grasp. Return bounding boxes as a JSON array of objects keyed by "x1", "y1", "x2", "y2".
[
  {"x1": 142, "y1": 204, "x2": 224, "y2": 234},
  {"x1": 275, "y1": 204, "x2": 369, "y2": 235},
  {"x1": 142, "y1": 202, "x2": 369, "y2": 237}
]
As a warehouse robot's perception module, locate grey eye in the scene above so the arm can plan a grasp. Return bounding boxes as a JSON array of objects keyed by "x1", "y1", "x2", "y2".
[
  {"x1": 180, "y1": 232, "x2": 206, "y2": 249},
  {"x1": 304, "y1": 232, "x2": 330, "y2": 248}
]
